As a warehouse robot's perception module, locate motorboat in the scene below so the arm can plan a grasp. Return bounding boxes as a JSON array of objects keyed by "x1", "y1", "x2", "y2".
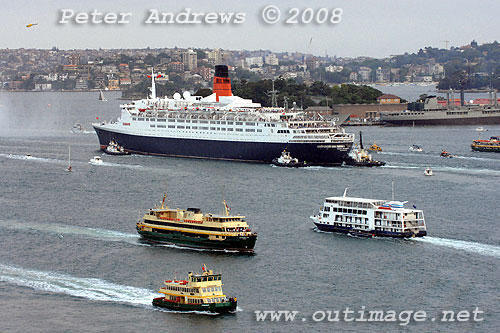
[
  {"x1": 424, "y1": 167, "x2": 433, "y2": 176},
  {"x1": 89, "y1": 156, "x2": 104, "y2": 164},
  {"x1": 271, "y1": 150, "x2": 307, "y2": 167}
]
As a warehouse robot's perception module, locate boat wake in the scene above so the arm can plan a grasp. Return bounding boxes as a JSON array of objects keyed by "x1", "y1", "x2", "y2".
[
  {"x1": 0, "y1": 220, "x2": 139, "y2": 244},
  {"x1": 383, "y1": 163, "x2": 500, "y2": 175},
  {"x1": 89, "y1": 161, "x2": 143, "y2": 169},
  {"x1": 0, "y1": 153, "x2": 62, "y2": 164},
  {"x1": 413, "y1": 237, "x2": 500, "y2": 258},
  {"x1": 0, "y1": 264, "x2": 156, "y2": 307}
]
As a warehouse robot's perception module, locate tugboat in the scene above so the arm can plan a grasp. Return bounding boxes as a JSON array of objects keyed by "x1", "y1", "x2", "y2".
[
  {"x1": 368, "y1": 141, "x2": 382, "y2": 152},
  {"x1": 271, "y1": 150, "x2": 307, "y2": 167},
  {"x1": 471, "y1": 136, "x2": 500, "y2": 152},
  {"x1": 310, "y1": 188, "x2": 427, "y2": 238},
  {"x1": 136, "y1": 195, "x2": 257, "y2": 252},
  {"x1": 104, "y1": 140, "x2": 130, "y2": 155},
  {"x1": 152, "y1": 265, "x2": 237, "y2": 314},
  {"x1": 345, "y1": 132, "x2": 385, "y2": 167},
  {"x1": 89, "y1": 156, "x2": 104, "y2": 164},
  {"x1": 424, "y1": 167, "x2": 433, "y2": 176}
]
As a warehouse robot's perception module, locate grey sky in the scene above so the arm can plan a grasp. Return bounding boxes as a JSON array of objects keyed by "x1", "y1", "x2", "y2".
[{"x1": 1, "y1": 0, "x2": 498, "y2": 58}]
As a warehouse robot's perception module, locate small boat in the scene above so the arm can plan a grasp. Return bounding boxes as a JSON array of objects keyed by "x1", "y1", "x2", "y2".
[
  {"x1": 66, "y1": 146, "x2": 72, "y2": 172},
  {"x1": 152, "y1": 265, "x2": 237, "y2": 314},
  {"x1": 71, "y1": 123, "x2": 84, "y2": 133},
  {"x1": 440, "y1": 150, "x2": 457, "y2": 158},
  {"x1": 104, "y1": 140, "x2": 130, "y2": 155},
  {"x1": 89, "y1": 156, "x2": 103, "y2": 164},
  {"x1": 25, "y1": 154, "x2": 33, "y2": 159},
  {"x1": 424, "y1": 167, "x2": 433, "y2": 176},
  {"x1": 271, "y1": 150, "x2": 307, "y2": 167},
  {"x1": 98, "y1": 90, "x2": 107, "y2": 102},
  {"x1": 476, "y1": 127, "x2": 487, "y2": 132},
  {"x1": 345, "y1": 132, "x2": 385, "y2": 167},
  {"x1": 409, "y1": 144, "x2": 423, "y2": 152},
  {"x1": 368, "y1": 142, "x2": 382, "y2": 152}
]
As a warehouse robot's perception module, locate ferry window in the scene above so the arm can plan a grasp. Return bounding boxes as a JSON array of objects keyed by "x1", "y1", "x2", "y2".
[
  {"x1": 200, "y1": 120, "x2": 208, "y2": 124},
  {"x1": 257, "y1": 129, "x2": 262, "y2": 132},
  {"x1": 210, "y1": 121, "x2": 216, "y2": 124},
  {"x1": 168, "y1": 125, "x2": 175, "y2": 128},
  {"x1": 236, "y1": 128, "x2": 243, "y2": 132},
  {"x1": 220, "y1": 121, "x2": 226, "y2": 125},
  {"x1": 150, "y1": 124, "x2": 155, "y2": 128},
  {"x1": 192, "y1": 120, "x2": 198, "y2": 123},
  {"x1": 227, "y1": 121, "x2": 233, "y2": 125},
  {"x1": 236, "y1": 122, "x2": 243, "y2": 125},
  {"x1": 158, "y1": 119, "x2": 166, "y2": 122},
  {"x1": 192, "y1": 126, "x2": 198, "y2": 129},
  {"x1": 271, "y1": 124, "x2": 275, "y2": 127},
  {"x1": 186, "y1": 126, "x2": 190, "y2": 129},
  {"x1": 210, "y1": 127, "x2": 216, "y2": 130},
  {"x1": 178, "y1": 120, "x2": 185, "y2": 123},
  {"x1": 245, "y1": 129, "x2": 255, "y2": 132},
  {"x1": 132, "y1": 117, "x2": 136, "y2": 120},
  {"x1": 178, "y1": 126, "x2": 185, "y2": 129},
  {"x1": 138, "y1": 118, "x2": 144, "y2": 121},
  {"x1": 246, "y1": 122, "x2": 255, "y2": 126},
  {"x1": 168, "y1": 119, "x2": 175, "y2": 122},
  {"x1": 201, "y1": 127, "x2": 209, "y2": 130},
  {"x1": 221, "y1": 128, "x2": 226, "y2": 131},
  {"x1": 228, "y1": 128, "x2": 233, "y2": 131},
  {"x1": 146, "y1": 118, "x2": 150, "y2": 121},
  {"x1": 185, "y1": 120, "x2": 190, "y2": 123}
]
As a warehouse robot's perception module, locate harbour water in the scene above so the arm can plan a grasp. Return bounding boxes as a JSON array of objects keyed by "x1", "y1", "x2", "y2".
[{"x1": 0, "y1": 92, "x2": 499, "y2": 332}]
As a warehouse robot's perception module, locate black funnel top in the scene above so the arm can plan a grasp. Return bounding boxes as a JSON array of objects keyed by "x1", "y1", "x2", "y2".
[{"x1": 215, "y1": 65, "x2": 229, "y2": 78}]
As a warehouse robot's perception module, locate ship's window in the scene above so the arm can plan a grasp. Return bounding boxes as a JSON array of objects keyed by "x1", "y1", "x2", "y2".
[
  {"x1": 246, "y1": 122, "x2": 255, "y2": 126},
  {"x1": 146, "y1": 118, "x2": 150, "y2": 121},
  {"x1": 158, "y1": 118, "x2": 166, "y2": 122},
  {"x1": 245, "y1": 129, "x2": 255, "y2": 132},
  {"x1": 257, "y1": 129, "x2": 262, "y2": 132},
  {"x1": 227, "y1": 121, "x2": 233, "y2": 125},
  {"x1": 191, "y1": 120, "x2": 198, "y2": 123},
  {"x1": 132, "y1": 117, "x2": 136, "y2": 120},
  {"x1": 192, "y1": 126, "x2": 198, "y2": 129},
  {"x1": 150, "y1": 124, "x2": 155, "y2": 128},
  {"x1": 220, "y1": 121, "x2": 226, "y2": 125},
  {"x1": 178, "y1": 120, "x2": 185, "y2": 123},
  {"x1": 200, "y1": 120, "x2": 208, "y2": 124},
  {"x1": 201, "y1": 127, "x2": 209, "y2": 130},
  {"x1": 168, "y1": 125, "x2": 175, "y2": 128},
  {"x1": 210, "y1": 127, "x2": 216, "y2": 130},
  {"x1": 138, "y1": 118, "x2": 144, "y2": 121},
  {"x1": 227, "y1": 128, "x2": 233, "y2": 131},
  {"x1": 236, "y1": 122, "x2": 243, "y2": 125},
  {"x1": 221, "y1": 128, "x2": 226, "y2": 131},
  {"x1": 236, "y1": 128, "x2": 243, "y2": 132},
  {"x1": 177, "y1": 126, "x2": 185, "y2": 129},
  {"x1": 185, "y1": 126, "x2": 190, "y2": 129},
  {"x1": 168, "y1": 119, "x2": 175, "y2": 122}
]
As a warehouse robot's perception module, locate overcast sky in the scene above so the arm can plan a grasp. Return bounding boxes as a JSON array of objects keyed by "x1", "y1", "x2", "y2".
[{"x1": 1, "y1": 0, "x2": 499, "y2": 58}]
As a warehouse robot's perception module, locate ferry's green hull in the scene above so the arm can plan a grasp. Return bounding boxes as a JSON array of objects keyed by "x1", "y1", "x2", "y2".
[
  {"x1": 136, "y1": 227, "x2": 257, "y2": 252},
  {"x1": 153, "y1": 297, "x2": 237, "y2": 314}
]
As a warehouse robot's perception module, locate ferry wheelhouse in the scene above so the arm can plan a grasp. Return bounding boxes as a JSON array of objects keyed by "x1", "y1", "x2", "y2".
[
  {"x1": 153, "y1": 266, "x2": 237, "y2": 314},
  {"x1": 310, "y1": 192, "x2": 427, "y2": 238},
  {"x1": 136, "y1": 196, "x2": 257, "y2": 252},
  {"x1": 93, "y1": 66, "x2": 353, "y2": 166}
]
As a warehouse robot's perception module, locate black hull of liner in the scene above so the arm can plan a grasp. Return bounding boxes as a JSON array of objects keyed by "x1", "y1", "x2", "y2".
[{"x1": 93, "y1": 127, "x2": 351, "y2": 165}]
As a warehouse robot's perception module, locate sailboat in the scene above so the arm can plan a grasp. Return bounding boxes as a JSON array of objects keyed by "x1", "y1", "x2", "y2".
[
  {"x1": 408, "y1": 121, "x2": 423, "y2": 152},
  {"x1": 65, "y1": 146, "x2": 72, "y2": 172},
  {"x1": 98, "y1": 90, "x2": 107, "y2": 101}
]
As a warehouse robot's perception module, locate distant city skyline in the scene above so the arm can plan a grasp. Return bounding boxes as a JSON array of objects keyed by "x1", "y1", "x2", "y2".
[{"x1": 0, "y1": 0, "x2": 499, "y2": 58}]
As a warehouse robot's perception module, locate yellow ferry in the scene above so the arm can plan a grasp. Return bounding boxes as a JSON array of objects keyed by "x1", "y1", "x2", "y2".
[
  {"x1": 152, "y1": 265, "x2": 237, "y2": 314},
  {"x1": 136, "y1": 195, "x2": 257, "y2": 252}
]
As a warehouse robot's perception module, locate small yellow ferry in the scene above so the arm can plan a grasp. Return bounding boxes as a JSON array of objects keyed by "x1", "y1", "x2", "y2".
[
  {"x1": 136, "y1": 195, "x2": 257, "y2": 252},
  {"x1": 153, "y1": 265, "x2": 237, "y2": 314}
]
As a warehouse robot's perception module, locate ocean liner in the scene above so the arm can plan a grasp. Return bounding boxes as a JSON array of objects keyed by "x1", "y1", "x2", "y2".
[{"x1": 92, "y1": 66, "x2": 354, "y2": 165}]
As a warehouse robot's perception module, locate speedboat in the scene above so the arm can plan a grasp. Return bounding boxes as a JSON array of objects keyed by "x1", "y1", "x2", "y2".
[
  {"x1": 368, "y1": 142, "x2": 382, "y2": 152},
  {"x1": 476, "y1": 127, "x2": 487, "y2": 132},
  {"x1": 71, "y1": 123, "x2": 84, "y2": 133},
  {"x1": 89, "y1": 156, "x2": 104, "y2": 164},
  {"x1": 440, "y1": 150, "x2": 456, "y2": 158},
  {"x1": 409, "y1": 144, "x2": 423, "y2": 152},
  {"x1": 272, "y1": 150, "x2": 307, "y2": 167},
  {"x1": 424, "y1": 167, "x2": 433, "y2": 176}
]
